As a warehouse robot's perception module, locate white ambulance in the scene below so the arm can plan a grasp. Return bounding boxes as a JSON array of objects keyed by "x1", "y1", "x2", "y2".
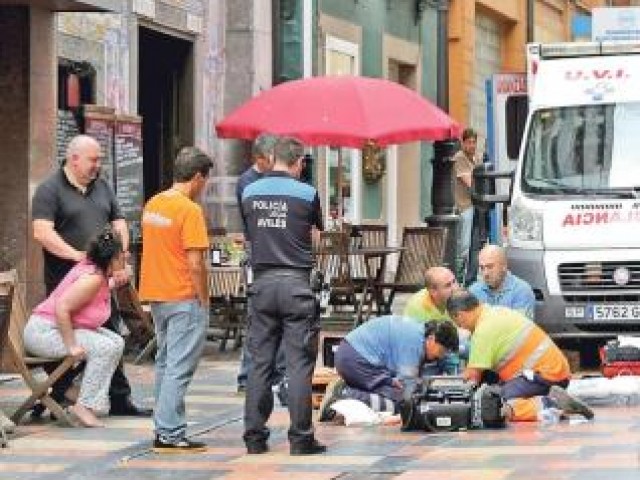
[{"x1": 507, "y1": 41, "x2": 640, "y2": 339}]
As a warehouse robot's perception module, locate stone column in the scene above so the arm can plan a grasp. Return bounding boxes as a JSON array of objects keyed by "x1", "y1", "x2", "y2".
[
  {"x1": 28, "y1": 7, "x2": 57, "y2": 306},
  {"x1": 0, "y1": 6, "x2": 56, "y2": 307},
  {"x1": 221, "y1": 0, "x2": 273, "y2": 231}
]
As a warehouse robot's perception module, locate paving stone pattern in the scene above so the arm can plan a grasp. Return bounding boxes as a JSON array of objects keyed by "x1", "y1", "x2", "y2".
[{"x1": 1, "y1": 355, "x2": 639, "y2": 480}]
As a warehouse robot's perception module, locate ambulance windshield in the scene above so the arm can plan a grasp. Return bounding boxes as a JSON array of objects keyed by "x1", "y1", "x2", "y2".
[{"x1": 521, "y1": 103, "x2": 640, "y2": 197}]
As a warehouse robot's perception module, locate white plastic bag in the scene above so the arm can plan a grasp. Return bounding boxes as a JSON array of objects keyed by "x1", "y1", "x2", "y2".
[
  {"x1": 568, "y1": 375, "x2": 640, "y2": 406},
  {"x1": 609, "y1": 375, "x2": 640, "y2": 397},
  {"x1": 567, "y1": 377, "x2": 611, "y2": 400},
  {"x1": 329, "y1": 399, "x2": 394, "y2": 426}
]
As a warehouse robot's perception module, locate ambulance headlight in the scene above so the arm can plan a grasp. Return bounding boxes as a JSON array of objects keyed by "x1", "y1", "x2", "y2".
[{"x1": 510, "y1": 199, "x2": 543, "y2": 247}]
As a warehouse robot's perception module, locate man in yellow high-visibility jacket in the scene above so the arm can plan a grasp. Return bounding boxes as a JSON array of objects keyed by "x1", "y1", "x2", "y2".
[
  {"x1": 403, "y1": 267, "x2": 457, "y2": 323},
  {"x1": 447, "y1": 290, "x2": 594, "y2": 422},
  {"x1": 403, "y1": 266, "x2": 470, "y2": 375}
]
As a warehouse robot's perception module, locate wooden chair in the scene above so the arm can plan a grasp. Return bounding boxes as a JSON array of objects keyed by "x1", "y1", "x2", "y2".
[
  {"x1": 113, "y1": 282, "x2": 156, "y2": 365},
  {"x1": 208, "y1": 266, "x2": 246, "y2": 351},
  {"x1": 376, "y1": 226, "x2": 447, "y2": 314},
  {"x1": 114, "y1": 282, "x2": 154, "y2": 347},
  {"x1": 315, "y1": 229, "x2": 358, "y2": 313},
  {"x1": 0, "y1": 270, "x2": 76, "y2": 426},
  {"x1": 0, "y1": 278, "x2": 13, "y2": 446},
  {"x1": 349, "y1": 224, "x2": 388, "y2": 289}
]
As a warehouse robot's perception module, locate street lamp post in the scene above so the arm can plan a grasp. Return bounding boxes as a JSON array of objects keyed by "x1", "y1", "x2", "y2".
[{"x1": 425, "y1": 139, "x2": 459, "y2": 273}]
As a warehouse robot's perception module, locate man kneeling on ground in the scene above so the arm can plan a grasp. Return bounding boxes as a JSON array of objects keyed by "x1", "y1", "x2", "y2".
[
  {"x1": 447, "y1": 290, "x2": 594, "y2": 423},
  {"x1": 319, "y1": 317, "x2": 459, "y2": 421}
]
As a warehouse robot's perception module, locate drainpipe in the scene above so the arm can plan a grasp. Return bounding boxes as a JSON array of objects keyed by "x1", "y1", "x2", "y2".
[
  {"x1": 302, "y1": 0, "x2": 312, "y2": 78},
  {"x1": 272, "y1": 0, "x2": 282, "y2": 85},
  {"x1": 527, "y1": 0, "x2": 534, "y2": 43},
  {"x1": 435, "y1": 0, "x2": 449, "y2": 112}
]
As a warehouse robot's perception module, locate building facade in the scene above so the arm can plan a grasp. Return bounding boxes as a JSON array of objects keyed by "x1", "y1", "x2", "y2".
[
  {"x1": 448, "y1": 0, "x2": 611, "y2": 141},
  {"x1": 0, "y1": 0, "x2": 120, "y2": 305},
  {"x1": 53, "y1": 0, "x2": 279, "y2": 232},
  {"x1": 55, "y1": 1, "x2": 228, "y2": 227},
  {"x1": 273, "y1": 0, "x2": 443, "y2": 246}
]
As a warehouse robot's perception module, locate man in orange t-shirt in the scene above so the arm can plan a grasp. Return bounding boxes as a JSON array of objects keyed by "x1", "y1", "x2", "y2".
[{"x1": 139, "y1": 147, "x2": 212, "y2": 453}]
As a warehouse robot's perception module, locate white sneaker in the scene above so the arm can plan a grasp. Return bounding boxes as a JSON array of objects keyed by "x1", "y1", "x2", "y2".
[{"x1": 538, "y1": 407, "x2": 562, "y2": 426}]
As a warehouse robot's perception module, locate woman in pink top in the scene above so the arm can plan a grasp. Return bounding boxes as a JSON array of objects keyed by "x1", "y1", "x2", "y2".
[{"x1": 24, "y1": 227, "x2": 125, "y2": 427}]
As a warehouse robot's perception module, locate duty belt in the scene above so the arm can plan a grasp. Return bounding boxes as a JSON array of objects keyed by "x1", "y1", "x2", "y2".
[{"x1": 253, "y1": 267, "x2": 312, "y2": 282}]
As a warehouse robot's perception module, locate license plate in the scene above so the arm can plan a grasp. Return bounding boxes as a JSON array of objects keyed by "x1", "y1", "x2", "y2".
[{"x1": 588, "y1": 304, "x2": 640, "y2": 321}]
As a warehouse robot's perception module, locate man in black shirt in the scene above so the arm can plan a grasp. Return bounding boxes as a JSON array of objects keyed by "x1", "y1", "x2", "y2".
[
  {"x1": 241, "y1": 136, "x2": 325, "y2": 456},
  {"x1": 31, "y1": 134, "x2": 151, "y2": 417}
]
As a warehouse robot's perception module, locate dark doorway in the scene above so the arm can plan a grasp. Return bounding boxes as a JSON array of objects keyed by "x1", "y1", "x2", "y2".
[{"x1": 138, "y1": 27, "x2": 194, "y2": 200}]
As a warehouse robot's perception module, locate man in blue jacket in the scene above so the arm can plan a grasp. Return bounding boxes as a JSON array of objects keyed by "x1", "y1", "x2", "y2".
[
  {"x1": 469, "y1": 244, "x2": 535, "y2": 319},
  {"x1": 319, "y1": 317, "x2": 458, "y2": 420}
]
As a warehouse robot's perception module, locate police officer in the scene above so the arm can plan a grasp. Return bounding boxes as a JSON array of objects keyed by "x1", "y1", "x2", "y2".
[
  {"x1": 235, "y1": 134, "x2": 287, "y2": 397},
  {"x1": 241, "y1": 136, "x2": 326, "y2": 456}
]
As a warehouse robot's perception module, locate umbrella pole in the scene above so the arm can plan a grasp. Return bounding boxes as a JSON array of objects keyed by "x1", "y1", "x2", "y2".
[{"x1": 337, "y1": 147, "x2": 343, "y2": 225}]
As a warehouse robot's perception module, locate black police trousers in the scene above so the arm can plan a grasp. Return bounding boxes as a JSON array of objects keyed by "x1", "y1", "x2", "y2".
[{"x1": 243, "y1": 269, "x2": 319, "y2": 447}]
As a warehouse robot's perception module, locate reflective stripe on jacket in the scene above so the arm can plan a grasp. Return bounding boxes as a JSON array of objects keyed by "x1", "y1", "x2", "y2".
[{"x1": 496, "y1": 322, "x2": 570, "y2": 383}]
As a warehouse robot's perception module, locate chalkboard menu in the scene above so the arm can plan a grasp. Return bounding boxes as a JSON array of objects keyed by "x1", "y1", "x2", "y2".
[
  {"x1": 56, "y1": 110, "x2": 80, "y2": 166},
  {"x1": 114, "y1": 115, "x2": 144, "y2": 242},
  {"x1": 83, "y1": 105, "x2": 115, "y2": 189}
]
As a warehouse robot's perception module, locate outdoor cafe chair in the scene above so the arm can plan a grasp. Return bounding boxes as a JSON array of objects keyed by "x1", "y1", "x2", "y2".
[
  {"x1": 0, "y1": 270, "x2": 76, "y2": 427},
  {"x1": 208, "y1": 266, "x2": 246, "y2": 351},
  {"x1": 315, "y1": 229, "x2": 358, "y2": 314},
  {"x1": 348, "y1": 224, "x2": 388, "y2": 291},
  {"x1": 376, "y1": 226, "x2": 447, "y2": 314}
]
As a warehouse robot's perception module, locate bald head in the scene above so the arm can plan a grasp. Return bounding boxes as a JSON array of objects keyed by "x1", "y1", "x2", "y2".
[
  {"x1": 64, "y1": 135, "x2": 102, "y2": 187},
  {"x1": 425, "y1": 267, "x2": 454, "y2": 289},
  {"x1": 478, "y1": 244, "x2": 508, "y2": 290},
  {"x1": 425, "y1": 266, "x2": 457, "y2": 308},
  {"x1": 66, "y1": 135, "x2": 100, "y2": 160}
]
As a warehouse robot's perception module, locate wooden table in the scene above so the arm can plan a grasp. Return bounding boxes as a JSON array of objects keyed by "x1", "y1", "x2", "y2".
[{"x1": 315, "y1": 245, "x2": 403, "y2": 327}]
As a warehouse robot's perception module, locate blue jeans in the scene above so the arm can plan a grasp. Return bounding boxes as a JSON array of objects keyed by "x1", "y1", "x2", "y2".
[
  {"x1": 150, "y1": 300, "x2": 207, "y2": 441},
  {"x1": 457, "y1": 206, "x2": 474, "y2": 271}
]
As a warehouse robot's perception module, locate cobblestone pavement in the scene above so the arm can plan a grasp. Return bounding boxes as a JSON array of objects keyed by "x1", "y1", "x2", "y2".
[{"x1": 1, "y1": 350, "x2": 639, "y2": 480}]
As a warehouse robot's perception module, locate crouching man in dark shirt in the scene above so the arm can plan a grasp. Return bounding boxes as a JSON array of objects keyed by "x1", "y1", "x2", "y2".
[{"x1": 318, "y1": 317, "x2": 459, "y2": 421}]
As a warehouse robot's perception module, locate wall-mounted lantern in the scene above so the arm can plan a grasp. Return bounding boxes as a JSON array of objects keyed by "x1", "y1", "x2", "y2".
[{"x1": 362, "y1": 140, "x2": 386, "y2": 184}]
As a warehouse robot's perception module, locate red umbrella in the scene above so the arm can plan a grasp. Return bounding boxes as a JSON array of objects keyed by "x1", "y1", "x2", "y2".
[{"x1": 215, "y1": 75, "x2": 461, "y2": 148}]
